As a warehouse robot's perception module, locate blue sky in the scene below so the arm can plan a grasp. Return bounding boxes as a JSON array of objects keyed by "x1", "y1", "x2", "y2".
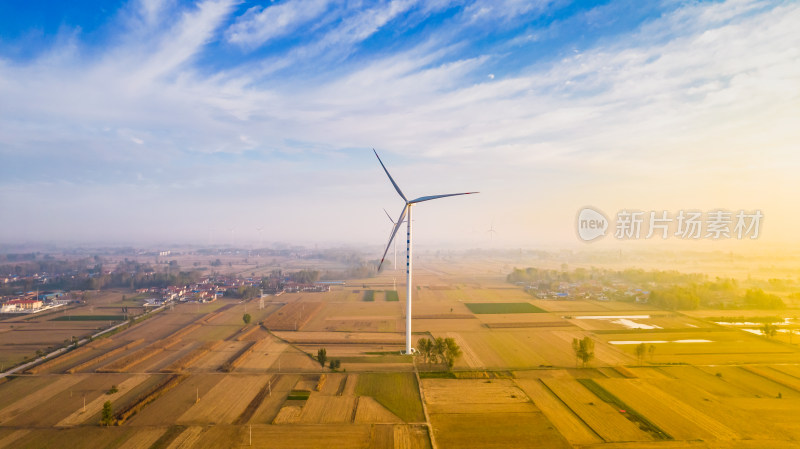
[{"x1": 1, "y1": 0, "x2": 798, "y2": 248}]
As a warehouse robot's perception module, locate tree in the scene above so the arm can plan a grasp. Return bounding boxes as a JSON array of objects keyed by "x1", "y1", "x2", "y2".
[
  {"x1": 101, "y1": 401, "x2": 114, "y2": 426},
  {"x1": 745, "y1": 289, "x2": 785, "y2": 309},
  {"x1": 572, "y1": 337, "x2": 595, "y2": 367},
  {"x1": 317, "y1": 348, "x2": 327, "y2": 368},
  {"x1": 433, "y1": 337, "x2": 447, "y2": 364},
  {"x1": 242, "y1": 313, "x2": 252, "y2": 325},
  {"x1": 417, "y1": 338, "x2": 433, "y2": 364},
  {"x1": 443, "y1": 337, "x2": 462, "y2": 369},
  {"x1": 761, "y1": 323, "x2": 778, "y2": 338},
  {"x1": 648, "y1": 344, "x2": 656, "y2": 361},
  {"x1": 635, "y1": 343, "x2": 646, "y2": 365}
]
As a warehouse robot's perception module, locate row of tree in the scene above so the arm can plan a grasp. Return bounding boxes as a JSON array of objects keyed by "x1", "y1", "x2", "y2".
[
  {"x1": 416, "y1": 337, "x2": 462, "y2": 369},
  {"x1": 316, "y1": 348, "x2": 341, "y2": 370}
]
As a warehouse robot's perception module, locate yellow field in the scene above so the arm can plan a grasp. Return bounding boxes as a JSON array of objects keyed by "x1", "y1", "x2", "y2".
[
  {"x1": 56, "y1": 374, "x2": 149, "y2": 427},
  {"x1": 541, "y1": 378, "x2": 654, "y2": 442},
  {"x1": 178, "y1": 374, "x2": 267, "y2": 424},
  {"x1": 514, "y1": 378, "x2": 603, "y2": 445},
  {"x1": 0, "y1": 374, "x2": 87, "y2": 424},
  {"x1": 2, "y1": 262, "x2": 800, "y2": 448},
  {"x1": 596, "y1": 378, "x2": 739, "y2": 440}
]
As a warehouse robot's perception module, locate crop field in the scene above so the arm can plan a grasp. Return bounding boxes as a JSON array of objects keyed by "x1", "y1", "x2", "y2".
[
  {"x1": 246, "y1": 424, "x2": 386, "y2": 449},
  {"x1": 124, "y1": 374, "x2": 226, "y2": 426},
  {"x1": 465, "y1": 302, "x2": 546, "y2": 314},
  {"x1": 3, "y1": 261, "x2": 800, "y2": 448},
  {"x1": 637, "y1": 376, "x2": 790, "y2": 440},
  {"x1": 178, "y1": 374, "x2": 268, "y2": 424},
  {"x1": 442, "y1": 328, "x2": 631, "y2": 369},
  {"x1": 56, "y1": 374, "x2": 150, "y2": 427},
  {"x1": 429, "y1": 411, "x2": 571, "y2": 449},
  {"x1": 0, "y1": 426, "x2": 154, "y2": 449},
  {"x1": 355, "y1": 372, "x2": 425, "y2": 423},
  {"x1": 262, "y1": 302, "x2": 323, "y2": 331},
  {"x1": 541, "y1": 378, "x2": 654, "y2": 442},
  {"x1": 696, "y1": 365, "x2": 800, "y2": 398},
  {"x1": 514, "y1": 378, "x2": 604, "y2": 445},
  {"x1": 594, "y1": 378, "x2": 739, "y2": 440},
  {"x1": 598, "y1": 330, "x2": 800, "y2": 364},
  {"x1": 233, "y1": 336, "x2": 288, "y2": 372},
  {"x1": 2, "y1": 373, "x2": 154, "y2": 428},
  {"x1": 0, "y1": 374, "x2": 88, "y2": 425},
  {"x1": 301, "y1": 300, "x2": 402, "y2": 332},
  {"x1": 422, "y1": 378, "x2": 571, "y2": 448}
]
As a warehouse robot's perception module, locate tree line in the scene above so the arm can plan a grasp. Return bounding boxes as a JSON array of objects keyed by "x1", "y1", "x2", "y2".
[{"x1": 416, "y1": 337, "x2": 462, "y2": 369}]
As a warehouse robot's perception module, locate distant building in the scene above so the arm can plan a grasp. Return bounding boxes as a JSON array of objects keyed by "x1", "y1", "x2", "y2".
[{"x1": 2, "y1": 299, "x2": 43, "y2": 311}]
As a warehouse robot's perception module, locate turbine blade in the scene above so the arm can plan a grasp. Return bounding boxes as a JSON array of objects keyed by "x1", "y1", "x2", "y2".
[
  {"x1": 409, "y1": 192, "x2": 479, "y2": 204},
  {"x1": 378, "y1": 206, "x2": 407, "y2": 271},
  {"x1": 383, "y1": 208, "x2": 395, "y2": 224},
  {"x1": 374, "y1": 149, "x2": 407, "y2": 202}
]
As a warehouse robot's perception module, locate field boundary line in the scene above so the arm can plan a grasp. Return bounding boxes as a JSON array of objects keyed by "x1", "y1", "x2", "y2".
[{"x1": 414, "y1": 358, "x2": 439, "y2": 449}]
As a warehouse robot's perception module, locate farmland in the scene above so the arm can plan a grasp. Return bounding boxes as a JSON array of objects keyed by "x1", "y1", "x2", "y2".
[
  {"x1": 2, "y1": 255, "x2": 800, "y2": 448},
  {"x1": 465, "y1": 302, "x2": 546, "y2": 314}
]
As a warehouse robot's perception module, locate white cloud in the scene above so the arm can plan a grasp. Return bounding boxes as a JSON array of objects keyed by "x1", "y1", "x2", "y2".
[
  {"x1": 1, "y1": 0, "x2": 799, "y2": 245},
  {"x1": 225, "y1": 0, "x2": 333, "y2": 48}
]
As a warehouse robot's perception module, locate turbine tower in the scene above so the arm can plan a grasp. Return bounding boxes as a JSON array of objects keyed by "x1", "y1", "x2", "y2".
[
  {"x1": 374, "y1": 149, "x2": 477, "y2": 354},
  {"x1": 487, "y1": 221, "x2": 497, "y2": 241}
]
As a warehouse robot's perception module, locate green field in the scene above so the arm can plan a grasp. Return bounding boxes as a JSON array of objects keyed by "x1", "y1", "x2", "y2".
[
  {"x1": 355, "y1": 372, "x2": 425, "y2": 422},
  {"x1": 287, "y1": 390, "x2": 311, "y2": 400},
  {"x1": 465, "y1": 303, "x2": 545, "y2": 314},
  {"x1": 50, "y1": 315, "x2": 127, "y2": 321},
  {"x1": 363, "y1": 290, "x2": 375, "y2": 302},
  {"x1": 385, "y1": 290, "x2": 399, "y2": 301}
]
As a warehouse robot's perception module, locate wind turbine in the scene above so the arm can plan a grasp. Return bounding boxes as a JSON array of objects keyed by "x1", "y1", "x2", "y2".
[
  {"x1": 487, "y1": 221, "x2": 497, "y2": 241},
  {"x1": 374, "y1": 149, "x2": 477, "y2": 354}
]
